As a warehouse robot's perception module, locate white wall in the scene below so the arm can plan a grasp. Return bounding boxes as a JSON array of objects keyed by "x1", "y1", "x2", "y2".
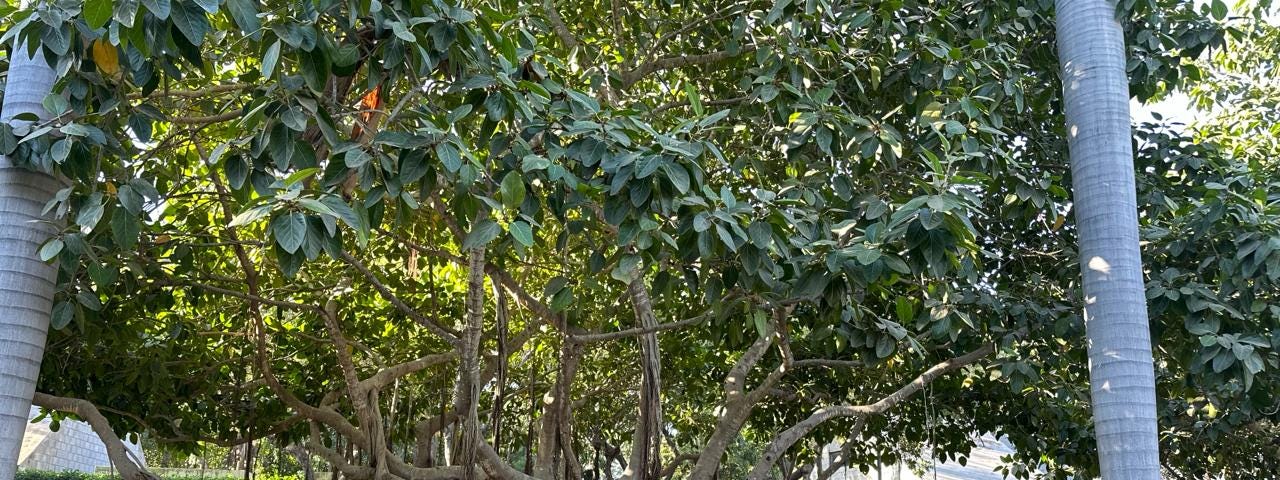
[{"x1": 19, "y1": 407, "x2": 146, "y2": 473}]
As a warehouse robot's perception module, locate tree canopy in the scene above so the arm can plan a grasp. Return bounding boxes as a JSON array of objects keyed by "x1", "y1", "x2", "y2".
[{"x1": 0, "y1": 0, "x2": 1276, "y2": 478}]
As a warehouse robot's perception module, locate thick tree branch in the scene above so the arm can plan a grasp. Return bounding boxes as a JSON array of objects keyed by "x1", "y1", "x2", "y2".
[
  {"x1": 361, "y1": 353, "x2": 457, "y2": 390},
  {"x1": 687, "y1": 307, "x2": 787, "y2": 480},
  {"x1": 744, "y1": 343, "x2": 996, "y2": 479},
  {"x1": 453, "y1": 245, "x2": 488, "y2": 478},
  {"x1": 32, "y1": 393, "x2": 158, "y2": 480}
]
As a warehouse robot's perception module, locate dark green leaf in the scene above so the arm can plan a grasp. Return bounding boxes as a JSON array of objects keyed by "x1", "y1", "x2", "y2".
[
  {"x1": 261, "y1": 41, "x2": 281, "y2": 78},
  {"x1": 1211, "y1": 0, "x2": 1227, "y2": 20},
  {"x1": 192, "y1": 0, "x2": 219, "y2": 14},
  {"x1": 117, "y1": 185, "x2": 143, "y2": 214},
  {"x1": 875, "y1": 335, "x2": 895, "y2": 358},
  {"x1": 110, "y1": 207, "x2": 140, "y2": 250},
  {"x1": 500, "y1": 172, "x2": 526, "y2": 209},
  {"x1": 51, "y1": 301, "x2": 75, "y2": 330},
  {"x1": 510, "y1": 220, "x2": 534, "y2": 247},
  {"x1": 225, "y1": 156, "x2": 249, "y2": 189},
  {"x1": 114, "y1": 0, "x2": 140, "y2": 27},
  {"x1": 170, "y1": 1, "x2": 211, "y2": 46},
  {"x1": 40, "y1": 239, "x2": 64, "y2": 262},
  {"x1": 463, "y1": 219, "x2": 501, "y2": 250},
  {"x1": 76, "y1": 290, "x2": 103, "y2": 311},
  {"x1": 436, "y1": 143, "x2": 462, "y2": 172},
  {"x1": 272, "y1": 212, "x2": 308, "y2": 254},
  {"x1": 662, "y1": 163, "x2": 690, "y2": 194},
  {"x1": 748, "y1": 221, "x2": 771, "y2": 248}
]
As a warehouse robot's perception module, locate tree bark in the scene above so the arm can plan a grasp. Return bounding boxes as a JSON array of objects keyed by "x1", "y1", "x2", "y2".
[
  {"x1": 0, "y1": 41, "x2": 60, "y2": 480},
  {"x1": 623, "y1": 277, "x2": 662, "y2": 480},
  {"x1": 288, "y1": 445, "x2": 316, "y2": 480},
  {"x1": 453, "y1": 247, "x2": 487, "y2": 478},
  {"x1": 1056, "y1": 0, "x2": 1161, "y2": 477},
  {"x1": 686, "y1": 310, "x2": 786, "y2": 480},
  {"x1": 535, "y1": 341, "x2": 583, "y2": 480}
]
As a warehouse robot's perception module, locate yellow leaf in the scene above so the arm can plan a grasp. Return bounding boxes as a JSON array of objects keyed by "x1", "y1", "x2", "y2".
[
  {"x1": 92, "y1": 40, "x2": 120, "y2": 78},
  {"x1": 104, "y1": 182, "x2": 117, "y2": 195}
]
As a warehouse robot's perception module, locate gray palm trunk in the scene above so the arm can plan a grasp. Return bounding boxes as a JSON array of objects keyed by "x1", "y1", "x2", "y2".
[
  {"x1": 1056, "y1": 0, "x2": 1161, "y2": 477},
  {"x1": 0, "y1": 43, "x2": 60, "y2": 480}
]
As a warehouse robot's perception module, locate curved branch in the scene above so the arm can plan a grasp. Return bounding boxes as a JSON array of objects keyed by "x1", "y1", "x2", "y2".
[
  {"x1": 744, "y1": 343, "x2": 996, "y2": 479},
  {"x1": 360, "y1": 353, "x2": 457, "y2": 390},
  {"x1": 32, "y1": 393, "x2": 159, "y2": 480}
]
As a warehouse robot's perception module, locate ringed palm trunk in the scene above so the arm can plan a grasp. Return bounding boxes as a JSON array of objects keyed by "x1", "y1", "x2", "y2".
[
  {"x1": 1055, "y1": 0, "x2": 1161, "y2": 477},
  {"x1": 0, "y1": 42, "x2": 60, "y2": 480}
]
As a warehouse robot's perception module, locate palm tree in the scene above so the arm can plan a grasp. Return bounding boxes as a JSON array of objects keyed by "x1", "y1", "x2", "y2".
[
  {"x1": 0, "y1": 41, "x2": 61, "y2": 480},
  {"x1": 1056, "y1": 0, "x2": 1161, "y2": 477}
]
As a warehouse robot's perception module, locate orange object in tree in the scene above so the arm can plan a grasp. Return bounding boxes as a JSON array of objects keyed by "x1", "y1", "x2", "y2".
[{"x1": 351, "y1": 84, "x2": 383, "y2": 141}]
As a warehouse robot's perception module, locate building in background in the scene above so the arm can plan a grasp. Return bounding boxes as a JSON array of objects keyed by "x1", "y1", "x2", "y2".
[{"x1": 18, "y1": 407, "x2": 146, "y2": 473}]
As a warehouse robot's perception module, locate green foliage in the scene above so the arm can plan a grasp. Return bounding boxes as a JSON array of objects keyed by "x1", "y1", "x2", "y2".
[{"x1": 0, "y1": 0, "x2": 1273, "y2": 478}]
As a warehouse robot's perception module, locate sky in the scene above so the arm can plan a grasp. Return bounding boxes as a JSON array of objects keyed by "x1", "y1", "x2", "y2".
[{"x1": 1133, "y1": 91, "x2": 1197, "y2": 126}]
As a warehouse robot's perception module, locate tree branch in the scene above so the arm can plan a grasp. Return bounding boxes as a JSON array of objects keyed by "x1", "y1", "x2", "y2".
[
  {"x1": 619, "y1": 45, "x2": 758, "y2": 88},
  {"x1": 167, "y1": 110, "x2": 242, "y2": 125},
  {"x1": 360, "y1": 353, "x2": 457, "y2": 390},
  {"x1": 32, "y1": 393, "x2": 159, "y2": 480},
  {"x1": 130, "y1": 83, "x2": 251, "y2": 99},
  {"x1": 624, "y1": 275, "x2": 664, "y2": 479},
  {"x1": 744, "y1": 343, "x2": 996, "y2": 479},
  {"x1": 571, "y1": 310, "x2": 713, "y2": 343},
  {"x1": 651, "y1": 95, "x2": 750, "y2": 114},
  {"x1": 340, "y1": 251, "x2": 460, "y2": 344},
  {"x1": 542, "y1": 0, "x2": 582, "y2": 50}
]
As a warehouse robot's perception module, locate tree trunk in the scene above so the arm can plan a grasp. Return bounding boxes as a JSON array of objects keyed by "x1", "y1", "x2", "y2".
[
  {"x1": 453, "y1": 247, "x2": 486, "y2": 478},
  {"x1": 535, "y1": 341, "x2": 582, "y2": 480},
  {"x1": 0, "y1": 42, "x2": 60, "y2": 480},
  {"x1": 624, "y1": 277, "x2": 662, "y2": 480},
  {"x1": 244, "y1": 441, "x2": 254, "y2": 480},
  {"x1": 288, "y1": 445, "x2": 315, "y2": 480},
  {"x1": 1056, "y1": 0, "x2": 1161, "y2": 477}
]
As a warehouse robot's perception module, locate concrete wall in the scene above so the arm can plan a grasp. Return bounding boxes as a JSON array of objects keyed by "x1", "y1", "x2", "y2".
[{"x1": 19, "y1": 407, "x2": 146, "y2": 473}]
